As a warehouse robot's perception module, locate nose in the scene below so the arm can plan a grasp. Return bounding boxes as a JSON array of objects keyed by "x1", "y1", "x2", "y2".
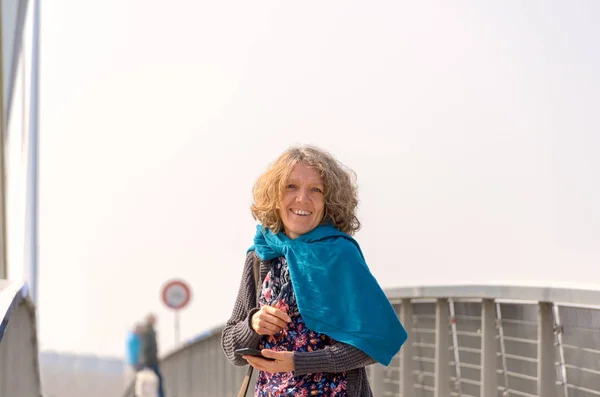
[{"x1": 295, "y1": 187, "x2": 310, "y2": 203}]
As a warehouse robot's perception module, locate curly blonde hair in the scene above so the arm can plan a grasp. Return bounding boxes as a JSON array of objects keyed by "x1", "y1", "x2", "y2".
[{"x1": 251, "y1": 145, "x2": 361, "y2": 235}]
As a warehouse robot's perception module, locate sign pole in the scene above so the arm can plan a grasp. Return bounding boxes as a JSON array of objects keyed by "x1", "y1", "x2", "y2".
[
  {"x1": 161, "y1": 278, "x2": 191, "y2": 347},
  {"x1": 174, "y1": 309, "x2": 180, "y2": 346}
]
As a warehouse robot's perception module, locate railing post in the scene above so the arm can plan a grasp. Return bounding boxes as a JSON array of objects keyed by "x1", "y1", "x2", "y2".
[
  {"x1": 481, "y1": 299, "x2": 497, "y2": 397},
  {"x1": 538, "y1": 301, "x2": 557, "y2": 397},
  {"x1": 400, "y1": 299, "x2": 415, "y2": 397},
  {"x1": 368, "y1": 363, "x2": 385, "y2": 397},
  {"x1": 434, "y1": 298, "x2": 450, "y2": 397}
]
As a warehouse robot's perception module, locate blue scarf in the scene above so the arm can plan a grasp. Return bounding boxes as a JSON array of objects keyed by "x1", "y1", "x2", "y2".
[{"x1": 249, "y1": 224, "x2": 407, "y2": 366}]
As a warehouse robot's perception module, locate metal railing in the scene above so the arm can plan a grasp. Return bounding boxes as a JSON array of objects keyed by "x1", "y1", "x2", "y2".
[
  {"x1": 0, "y1": 280, "x2": 42, "y2": 397},
  {"x1": 122, "y1": 325, "x2": 252, "y2": 397},
  {"x1": 123, "y1": 284, "x2": 600, "y2": 397}
]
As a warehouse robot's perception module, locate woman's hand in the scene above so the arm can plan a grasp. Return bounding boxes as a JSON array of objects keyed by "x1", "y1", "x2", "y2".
[
  {"x1": 243, "y1": 349, "x2": 295, "y2": 373},
  {"x1": 251, "y1": 306, "x2": 291, "y2": 335}
]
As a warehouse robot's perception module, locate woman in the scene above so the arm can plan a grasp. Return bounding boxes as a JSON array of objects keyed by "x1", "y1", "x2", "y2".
[{"x1": 221, "y1": 146, "x2": 407, "y2": 396}]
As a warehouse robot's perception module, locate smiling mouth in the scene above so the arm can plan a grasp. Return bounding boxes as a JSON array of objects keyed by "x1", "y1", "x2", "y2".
[{"x1": 290, "y1": 209, "x2": 312, "y2": 216}]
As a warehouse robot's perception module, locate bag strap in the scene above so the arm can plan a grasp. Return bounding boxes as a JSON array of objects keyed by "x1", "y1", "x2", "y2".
[
  {"x1": 252, "y1": 253, "x2": 261, "y2": 301},
  {"x1": 237, "y1": 252, "x2": 262, "y2": 397}
]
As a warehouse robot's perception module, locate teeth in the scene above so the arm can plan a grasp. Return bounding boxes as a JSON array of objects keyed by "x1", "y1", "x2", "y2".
[{"x1": 292, "y1": 209, "x2": 311, "y2": 216}]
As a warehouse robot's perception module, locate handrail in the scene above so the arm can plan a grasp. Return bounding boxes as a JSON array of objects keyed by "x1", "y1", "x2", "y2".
[
  {"x1": 156, "y1": 283, "x2": 600, "y2": 360},
  {"x1": 386, "y1": 283, "x2": 600, "y2": 307},
  {"x1": 122, "y1": 283, "x2": 600, "y2": 397},
  {"x1": 0, "y1": 280, "x2": 30, "y2": 341},
  {"x1": 163, "y1": 324, "x2": 226, "y2": 361},
  {"x1": 0, "y1": 280, "x2": 41, "y2": 397}
]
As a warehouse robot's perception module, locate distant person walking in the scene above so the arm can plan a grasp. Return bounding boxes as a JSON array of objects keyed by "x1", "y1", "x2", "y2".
[
  {"x1": 124, "y1": 323, "x2": 143, "y2": 388},
  {"x1": 140, "y1": 314, "x2": 165, "y2": 397}
]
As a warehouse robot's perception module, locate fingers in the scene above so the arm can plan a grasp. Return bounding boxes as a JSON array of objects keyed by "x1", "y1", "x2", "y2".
[
  {"x1": 260, "y1": 349, "x2": 285, "y2": 360},
  {"x1": 264, "y1": 306, "x2": 292, "y2": 323},
  {"x1": 254, "y1": 318, "x2": 280, "y2": 335},
  {"x1": 243, "y1": 356, "x2": 272, "y2": 372},
  {"x1": 244, "y1": 351, "x2": 295, "y2": 373},
  {"x1": 261, "y1": 306, "x2": 291, "y2": 329},
  {"x1": 252, "y1": 306, "x2": 291, "y2": 335},
  {"x1": 262, "y1": 314, "x2": 288, "y2": 331}
]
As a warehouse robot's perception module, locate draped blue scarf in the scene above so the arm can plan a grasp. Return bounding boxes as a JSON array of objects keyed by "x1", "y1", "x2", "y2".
[{"x1": 248, "y1": 224, "x2": 407, "y2": 366}]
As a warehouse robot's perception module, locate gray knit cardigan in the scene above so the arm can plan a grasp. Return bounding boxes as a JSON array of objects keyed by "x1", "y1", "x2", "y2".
[{"x1": 221, "y1": 252, "x2": 376, "y2": 397}]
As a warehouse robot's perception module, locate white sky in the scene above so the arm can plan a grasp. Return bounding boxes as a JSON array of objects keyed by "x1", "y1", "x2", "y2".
[{"x1": 29, "y1": 0, "x2": 600, "y2": 357}]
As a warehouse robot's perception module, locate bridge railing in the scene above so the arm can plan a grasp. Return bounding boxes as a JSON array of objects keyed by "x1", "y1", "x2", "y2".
[
  {"x1": 0, "y1": 280, "x2": 41, "y2": 397},
  {"x1": 124, "y1": 284, "x2": 600, "y2": 397}
]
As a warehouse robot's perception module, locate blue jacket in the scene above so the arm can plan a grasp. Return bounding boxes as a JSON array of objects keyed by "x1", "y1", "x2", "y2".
[{"x1": 125, "y1": 331, "x2": 141, "y2": 366}]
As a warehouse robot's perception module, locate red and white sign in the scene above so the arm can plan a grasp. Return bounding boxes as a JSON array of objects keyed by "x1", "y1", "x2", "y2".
[{"x1": 161, "y1": 280, "x2": 192, "y2": 310}]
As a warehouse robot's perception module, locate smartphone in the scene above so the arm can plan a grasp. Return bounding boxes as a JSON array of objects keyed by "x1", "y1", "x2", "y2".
[{"x1": 234, "y1": 348, "x2": 275, "y2": 361}]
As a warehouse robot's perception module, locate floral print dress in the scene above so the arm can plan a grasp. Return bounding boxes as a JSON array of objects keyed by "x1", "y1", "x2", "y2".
[{"x1": 256, "y1": 256, "x2": 348, "y2": 397}]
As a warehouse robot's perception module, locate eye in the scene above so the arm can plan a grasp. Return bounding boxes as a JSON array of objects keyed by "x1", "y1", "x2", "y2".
[
  {"x1": 312, "y1": 187, "x2": 324, "y2": 193},
  {"x1": 286, "y1": 184, "x2": 297, "y2": 190}
]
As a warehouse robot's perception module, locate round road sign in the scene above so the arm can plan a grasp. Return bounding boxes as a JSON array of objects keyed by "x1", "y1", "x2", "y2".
[{"x1": 161, "y1": 280, "x2": 192, "y2": 310}]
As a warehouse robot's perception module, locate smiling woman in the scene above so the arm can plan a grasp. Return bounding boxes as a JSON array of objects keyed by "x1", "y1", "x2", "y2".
[
  {"x1": 221, "y1": 145, "x2": 407, "y2": 397},
  {"x1": 277, "y1": 163, "x2": 326, "y2": 239},
  {"x1": 250, "y1": 146, "x2": 360, "y2": 237}
]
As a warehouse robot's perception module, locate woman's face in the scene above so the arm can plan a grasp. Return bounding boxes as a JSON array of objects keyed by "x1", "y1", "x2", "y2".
[{"x1": 279, "y1": 163, "x2": 325, "y2": 239}]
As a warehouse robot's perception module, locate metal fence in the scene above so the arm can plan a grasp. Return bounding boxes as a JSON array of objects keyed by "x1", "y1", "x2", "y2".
[
  {"x1": 123, "y1": 285, "x2": 600, "y2": 397},
  {"x1": 0, "y1": 280, "x2": 42, "y2": 397}
]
